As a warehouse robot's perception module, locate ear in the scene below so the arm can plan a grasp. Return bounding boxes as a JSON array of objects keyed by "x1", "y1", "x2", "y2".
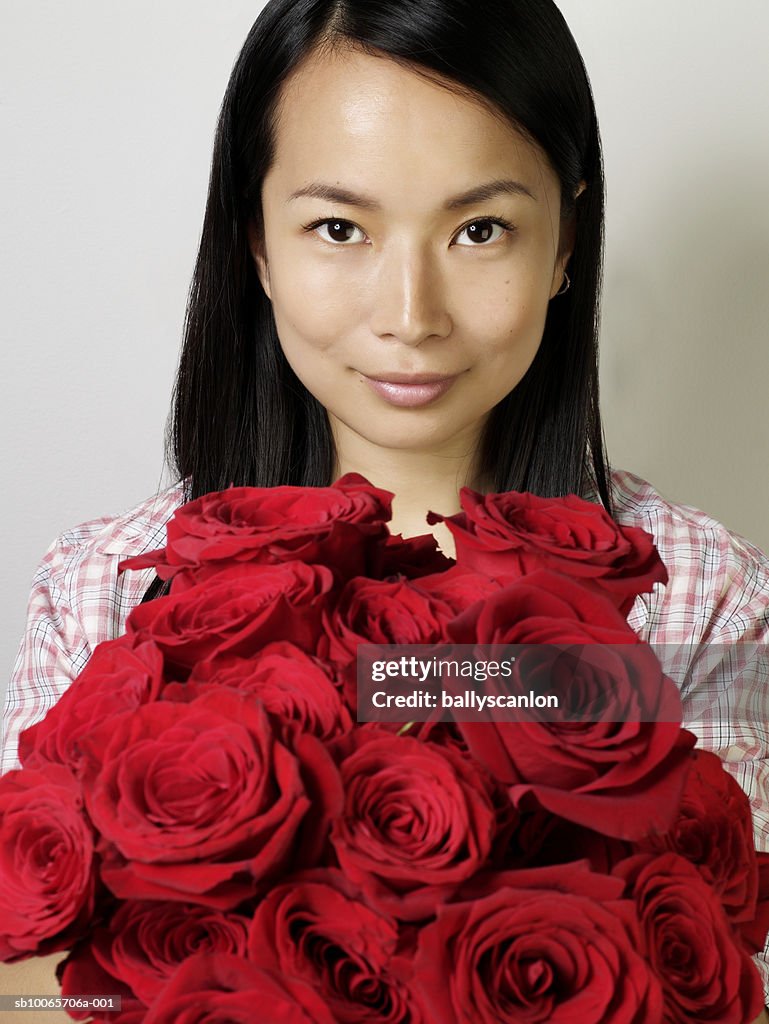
[
  {"x1": 549, "y1": 180, "x2": 586, "y2": 299},
  {"x1": 247, "y1": 220, "x2": 272, "y2": 300},
  {"x1": 549, "y1": 218, "x2": 576, "y2": 298}
]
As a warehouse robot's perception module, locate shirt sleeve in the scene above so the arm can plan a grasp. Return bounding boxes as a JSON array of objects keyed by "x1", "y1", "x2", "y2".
[
  {"x1": 1, "y1": 537, "x2": 93, "y2": 775},
  {"x1": 674, "y1": 538, "x2": 769, "y2": 998},
  {"x1": 1, "y1": 487, "x2": 180, "y2": 775}
]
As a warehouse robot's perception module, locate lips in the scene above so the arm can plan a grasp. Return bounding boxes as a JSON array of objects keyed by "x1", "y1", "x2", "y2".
[
  {"x1": 365, "y1": 372, "x2": 457, "y2": 385},
  {"x1": 361, "y1": 371, "x2": 459, "y2": 408}
]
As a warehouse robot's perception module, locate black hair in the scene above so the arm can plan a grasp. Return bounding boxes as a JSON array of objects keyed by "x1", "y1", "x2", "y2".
[{"x1": 145, "y1": 0, "x2": 611, "y2": 606}]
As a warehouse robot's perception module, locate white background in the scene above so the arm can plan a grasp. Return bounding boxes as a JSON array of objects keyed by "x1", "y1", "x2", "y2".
[{"x1": 1, "y1": 1, "x2": 768, "y2": 700}]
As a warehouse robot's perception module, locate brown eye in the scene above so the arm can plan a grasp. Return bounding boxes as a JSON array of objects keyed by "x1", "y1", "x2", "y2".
[
  {"x1": 316, "y1": 219, "x2": 366, "y2": 244},
  {"x1": 454, "y1": 219, "x2": 510, "y2": 246}
]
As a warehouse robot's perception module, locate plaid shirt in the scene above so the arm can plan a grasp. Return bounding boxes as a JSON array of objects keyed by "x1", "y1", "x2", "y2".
[{"x1": 3, "y1": 469, "x2": 769, "y2": 988}]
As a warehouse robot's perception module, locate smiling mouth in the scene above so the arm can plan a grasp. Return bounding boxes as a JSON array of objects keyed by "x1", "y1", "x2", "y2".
[
  {"x1": 360, "y1": 371, "x2": 460, "y2": 408},
  {"x1": 364, "y1": 372, "x2": 459, "y2": 385}
]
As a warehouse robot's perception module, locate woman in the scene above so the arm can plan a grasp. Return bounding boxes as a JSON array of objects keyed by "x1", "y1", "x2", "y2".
[{"x1": 2, "y1": 0, "x2": 768, "y2": 1016}]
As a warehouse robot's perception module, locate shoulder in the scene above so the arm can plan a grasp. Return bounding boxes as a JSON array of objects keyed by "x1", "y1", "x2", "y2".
[
  {"x1": 609, "y1": 468, "x2": 769, "y2": 643},
  {"x1": 33, "y1": 482, "x2": 186, "y2": 646},
  {"x1": 610, "y1": 467, "x2": 768, "y2": 578},
  {"x1": 51, "y1": 482, "x2": 186, "y2": 562},
  {"x1": 3, "y1": 484, "x2": 187, "y2": 775}
]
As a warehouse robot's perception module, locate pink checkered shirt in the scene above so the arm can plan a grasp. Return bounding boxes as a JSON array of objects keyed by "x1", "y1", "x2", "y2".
[{"x1": 3, "y1": 469, "x2": 769, "y2": 988}]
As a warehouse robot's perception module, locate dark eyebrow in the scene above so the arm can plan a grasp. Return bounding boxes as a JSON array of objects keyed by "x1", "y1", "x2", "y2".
[
  {"x1": 443, "y1": 179, "x2": 538, "y2": 208},
  {"x1": 287, "y1": 178, "x2": 537, "y2": 210},
  {"x1": 287, "y1": 183, "x2": 380, "y2": 209}
]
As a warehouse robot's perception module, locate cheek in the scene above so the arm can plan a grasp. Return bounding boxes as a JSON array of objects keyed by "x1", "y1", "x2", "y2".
[
  {"x1": 455, "y1": 260, "x2": 552, "y2": 363},
  {"x1": 484, "y1": 295, "x2": 547, "y2": 349},
  {"x1": 269, "y1": 255, "x2": 355, "y2": 357},
  {"x1": 266, "y1": 258, "x2": 362, "y2": 407}
]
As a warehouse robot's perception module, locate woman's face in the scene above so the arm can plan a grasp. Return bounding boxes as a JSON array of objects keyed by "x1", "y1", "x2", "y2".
[{"x1": 251, "y1": 45, "x2": 574, "y2": 472}]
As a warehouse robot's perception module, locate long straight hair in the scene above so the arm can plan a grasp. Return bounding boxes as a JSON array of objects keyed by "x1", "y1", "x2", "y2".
[{"x1": 168, "y1": 0, "x2": 611, "y2": 507}]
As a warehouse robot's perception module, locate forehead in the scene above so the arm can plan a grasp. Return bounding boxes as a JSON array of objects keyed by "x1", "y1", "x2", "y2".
[{"x1": 266, "y1": 44, "x2": 557, "y2": 208}]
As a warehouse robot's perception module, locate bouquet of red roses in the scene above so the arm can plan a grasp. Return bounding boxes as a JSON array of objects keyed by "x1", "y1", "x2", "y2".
[{"x1": 1, "y1": 475, "x2": 767, "y2": 1022}]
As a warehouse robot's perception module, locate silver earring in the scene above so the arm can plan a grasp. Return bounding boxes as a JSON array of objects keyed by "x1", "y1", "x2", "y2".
[{"x1": 555, "y1": 272, "x2": 570, "y2": 297}]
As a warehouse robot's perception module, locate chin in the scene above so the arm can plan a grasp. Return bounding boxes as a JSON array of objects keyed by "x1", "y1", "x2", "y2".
[{"x1": 358, "y1": 425, "x2": 470, "y2": 453}]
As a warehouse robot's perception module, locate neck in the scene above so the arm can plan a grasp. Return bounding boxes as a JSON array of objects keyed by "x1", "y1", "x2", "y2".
[{"x1": 332, "y1": 430, "x2": 490, "y2": 553}]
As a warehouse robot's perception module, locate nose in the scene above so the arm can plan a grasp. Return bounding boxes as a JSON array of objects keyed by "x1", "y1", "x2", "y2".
[{"x1": 368, "y1": 244, "x2": 452, "y2": 346}]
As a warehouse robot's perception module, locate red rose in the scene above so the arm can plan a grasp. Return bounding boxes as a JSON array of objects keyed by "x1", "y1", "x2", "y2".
[
  {"x1": 412, "y1": 864, "x2": 662, "y2": 1023},
  {"x1": 60, "y1": 901, "x2": 249, "y2": 1012},
  {"x1": 80, "y1": 689, "x2": 342, "y2": 908},
  {"x1": 490, "y1": 803, "x2": 633, "y2": 876},
  {"x1": 368, "y1": 531, "x2": 454, "y2": 580},
  {"x1": 0, "y1": 765, "x2": 96, "y2": 961},
  {"x1": 616, "y1": 853, "x2": 765, "y2": 1024},
  {"x1": 60, "y1": 943, "x2": 140, "y2": 1022},
  {"x1": 18, "y1": 636, "x2": 165, "y2": 774},
  {"x1": 325, "y1": 576, "x2": 454, "y2": 663},
  {"x1": 126, "y1": 562, "x2": 334, "y2": 676},
  {"x1": 413, "y1": 563, "x2": 503, "y2": 616},
  {"x1": 322, "y1": 576, "x2": 455, "y2": 709},
  {"x1": 447, "y1": 568, "x2": 652, "y2": 650},
  {"x1": 366, "y1": 718, "x2": 471, "y2": 758},
  {"x1": 742, "y1": 851, "x2": 769, "y2": 955},
  {"x1": 164, "y1": 642, "x2": 352, "y2": 745},
  {"x1": 248, "y1": 869, "x2": 421, "y2": 1022},
  {"x1": 120, "y1": 474, "x2": 393, "y2": 589},
  {"x1": 637, "y1": 749, "x2": 761, "y2": 927},
  {"x1": 142, "y1": 953, "x2": 336, "y2": 1024},
  {"x1": 428, "y1": 486, "x2": 667, "y2": 615},
  {"x1": 329, "y1": 732, "x2": 497, "y2": 920},
  {"x1": 448, "y1": 571, "x2": 694, "y2": 840}
]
